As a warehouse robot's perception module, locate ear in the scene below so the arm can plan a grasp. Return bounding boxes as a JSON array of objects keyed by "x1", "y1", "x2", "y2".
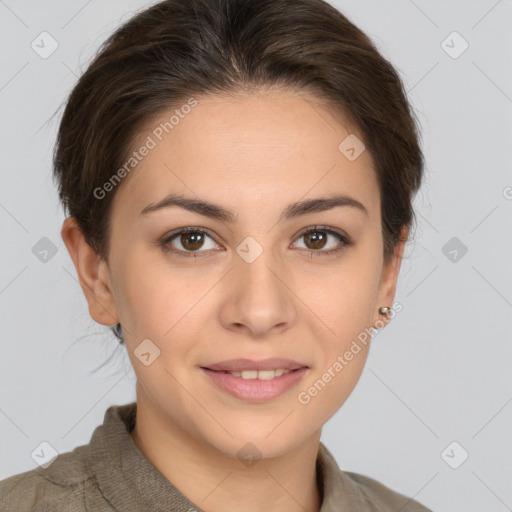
[
  {"x1": 60, "y1": 216, "x2": 119, "y2": 327},
  {"x1": 373, "y1": 225, "x2": 408, "y2": 328}
]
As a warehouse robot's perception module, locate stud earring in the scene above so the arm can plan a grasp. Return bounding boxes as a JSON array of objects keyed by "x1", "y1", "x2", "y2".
[{"x1": 378, "y1": 306, "x2": 391, "y2": 316}]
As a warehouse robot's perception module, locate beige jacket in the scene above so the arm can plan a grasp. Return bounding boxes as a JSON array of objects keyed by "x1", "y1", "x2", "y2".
[{"x1": 0, "y1": 402, "x2": 432, "y2": 511}]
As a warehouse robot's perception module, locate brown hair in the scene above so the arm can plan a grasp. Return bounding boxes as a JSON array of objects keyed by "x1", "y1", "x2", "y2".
[{"x1": 53, "y1": 0, "x2": 424, "y2": 346}]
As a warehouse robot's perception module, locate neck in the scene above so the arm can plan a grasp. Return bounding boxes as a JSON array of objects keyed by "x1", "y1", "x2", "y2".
[{"x1": 130, "y1": 395, "x2": 323, "y2": 512}]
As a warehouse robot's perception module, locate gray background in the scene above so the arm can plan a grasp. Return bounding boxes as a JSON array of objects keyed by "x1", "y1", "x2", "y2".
[{"x1": 1, "y1": 1, "x2": 511, "y2": 510}]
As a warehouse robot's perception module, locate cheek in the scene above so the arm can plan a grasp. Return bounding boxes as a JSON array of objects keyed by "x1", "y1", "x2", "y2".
[
  {"x1": 305, "y1": 254, "x2": 382, "y2": 333},
  {"x1": 300, "y1": 248, "x2": 381, "y2": 392},
  {"x1": 294, "y1": 342, "x2": 370, "y2": 430},
  {"x1": 112, "y1": 246, "x2": 215, "y2": 354},
  {"x1": 107, "y1": 248, "x2": 167, "y2": 343}
]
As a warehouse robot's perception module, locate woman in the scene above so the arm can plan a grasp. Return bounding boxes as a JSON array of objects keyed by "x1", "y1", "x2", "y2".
[{"x1": 0, "y1": 0, "x2": 431, "y2": 510}]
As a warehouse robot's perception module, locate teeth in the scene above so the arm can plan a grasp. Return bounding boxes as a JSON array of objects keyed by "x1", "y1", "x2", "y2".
[{"x1": 227, "y1": 369, "x2": 292, "y2": 380}]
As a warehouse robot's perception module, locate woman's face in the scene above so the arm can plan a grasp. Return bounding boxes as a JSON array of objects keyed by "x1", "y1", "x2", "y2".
[{"x1": 76, "y1": 88, "x2": 404, "y2": 458}]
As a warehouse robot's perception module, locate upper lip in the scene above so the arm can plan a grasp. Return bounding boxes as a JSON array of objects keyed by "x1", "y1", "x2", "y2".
[{"x1": 202, "y1": 358, "x2": 308, "y2": 372}]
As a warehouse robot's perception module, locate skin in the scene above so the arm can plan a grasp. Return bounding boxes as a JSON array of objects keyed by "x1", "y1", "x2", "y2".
[{"x1": 61, "y1": 87, "x2": 407, "y2": 512}]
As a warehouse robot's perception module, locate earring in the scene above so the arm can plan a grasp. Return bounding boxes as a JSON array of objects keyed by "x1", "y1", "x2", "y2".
[
  {"x1": 378, "y1": 306, "x2": 391, "y2": 316},
  {"x1": 113, "y1": 323, "x2": 124, "y2": 344}
]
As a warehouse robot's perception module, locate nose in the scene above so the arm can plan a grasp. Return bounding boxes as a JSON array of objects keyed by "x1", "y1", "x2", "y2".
[{"x1": 218, "y1": 247, "x2": 297, "y2": 338}]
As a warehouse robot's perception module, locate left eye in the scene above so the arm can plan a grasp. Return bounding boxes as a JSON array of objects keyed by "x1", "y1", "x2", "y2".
[
  {"x1": 160, "y1": 226, "x2": 351, "y2": 257},
  {"x1": 293, "y1": 227, "x2": 350, "y2": 254}
]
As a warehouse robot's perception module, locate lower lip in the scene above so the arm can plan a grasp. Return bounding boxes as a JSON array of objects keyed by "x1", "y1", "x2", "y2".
[{"x1": 201, "y1": 367, "x2": 308, "y2": 403}]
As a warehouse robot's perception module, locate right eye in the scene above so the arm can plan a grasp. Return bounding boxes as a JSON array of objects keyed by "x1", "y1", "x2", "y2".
[{"x1": 159, "y1": 227, "x2": 222, "y2": 258}]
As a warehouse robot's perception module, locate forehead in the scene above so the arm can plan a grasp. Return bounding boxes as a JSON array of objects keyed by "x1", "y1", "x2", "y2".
[{"x1": 111, "y1": 88, "x2": 379, "y2": 221}]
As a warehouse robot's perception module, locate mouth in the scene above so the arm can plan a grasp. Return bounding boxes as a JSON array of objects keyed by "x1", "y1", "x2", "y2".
[
  {"x1": 202, "y1": 357, "x2": 308, "y2": 373},
  {"x1": 205, "y1": 368, "x2": 299, "y2": 380},
  {"x1": 200, "y1": 358, "x2": 309, "y2": 402}
]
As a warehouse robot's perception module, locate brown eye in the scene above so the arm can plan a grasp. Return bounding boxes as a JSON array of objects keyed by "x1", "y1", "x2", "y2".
[
  {"x1": 303, "y1": 231, "x2": 328, "y2": 250},
  {"x1": 160, "y1": 225, "x2": 352, "y2": 259},
  {"x1": 161, "y1": 227, "x2": 219, "y2": 257},
  {"x1": 293, "y1": 226, "x2": 352, "y2": 256},
  {"x1": 179, "y1": 231, "x2": 205, "y2": 251}
]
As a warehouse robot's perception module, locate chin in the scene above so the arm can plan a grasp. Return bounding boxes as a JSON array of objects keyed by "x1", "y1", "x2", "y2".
[{"x1": 199, "y1": 418, "x2": 313, "y2": 462}]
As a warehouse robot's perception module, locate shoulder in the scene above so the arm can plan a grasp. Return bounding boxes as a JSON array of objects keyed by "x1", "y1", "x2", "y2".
[
  {"x1": 343, "y1": 470, "x2": 433, "y2": 511},
  {"x1": 317, "y1": 443, "x2": 432, "y2": 511},
  {"x1": 0, "y1": 444, "x2": 101, "y2": 512}
]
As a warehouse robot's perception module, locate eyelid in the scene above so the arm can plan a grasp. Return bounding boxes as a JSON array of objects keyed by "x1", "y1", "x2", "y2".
[{"x1": 294, "y1": 225, "x2": 350, "y2": 243}]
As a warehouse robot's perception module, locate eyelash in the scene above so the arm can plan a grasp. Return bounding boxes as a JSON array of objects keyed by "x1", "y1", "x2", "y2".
[{"x1": 159, "y1": 225, "x2": 352, "y2": 259}]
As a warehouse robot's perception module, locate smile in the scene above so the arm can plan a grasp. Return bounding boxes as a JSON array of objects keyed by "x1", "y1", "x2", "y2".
[
  {"x1": 220, "y1": 369, "x2": 292, "y2": 379},
  {"x1": 201, "y1": 367, "x2": 308, "y2": 402}
]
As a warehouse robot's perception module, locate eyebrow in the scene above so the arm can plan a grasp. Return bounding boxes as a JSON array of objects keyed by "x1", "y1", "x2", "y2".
[{"x1": 140, "y1": 193, "x2": 368, "y2": 222}]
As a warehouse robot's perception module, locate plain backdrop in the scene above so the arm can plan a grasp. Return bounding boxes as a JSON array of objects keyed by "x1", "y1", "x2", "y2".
[{"x1": 1, "y1": 1, "x2": 511, "y2": 511}]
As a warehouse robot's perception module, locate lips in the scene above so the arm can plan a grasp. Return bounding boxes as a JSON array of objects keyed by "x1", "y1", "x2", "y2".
[
  {"x1": 201, "y1": 365, "x2": 308, "y2": 402},
  {"x1": 202, "y1": 358, "x2": 307, "y2": 372}
]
